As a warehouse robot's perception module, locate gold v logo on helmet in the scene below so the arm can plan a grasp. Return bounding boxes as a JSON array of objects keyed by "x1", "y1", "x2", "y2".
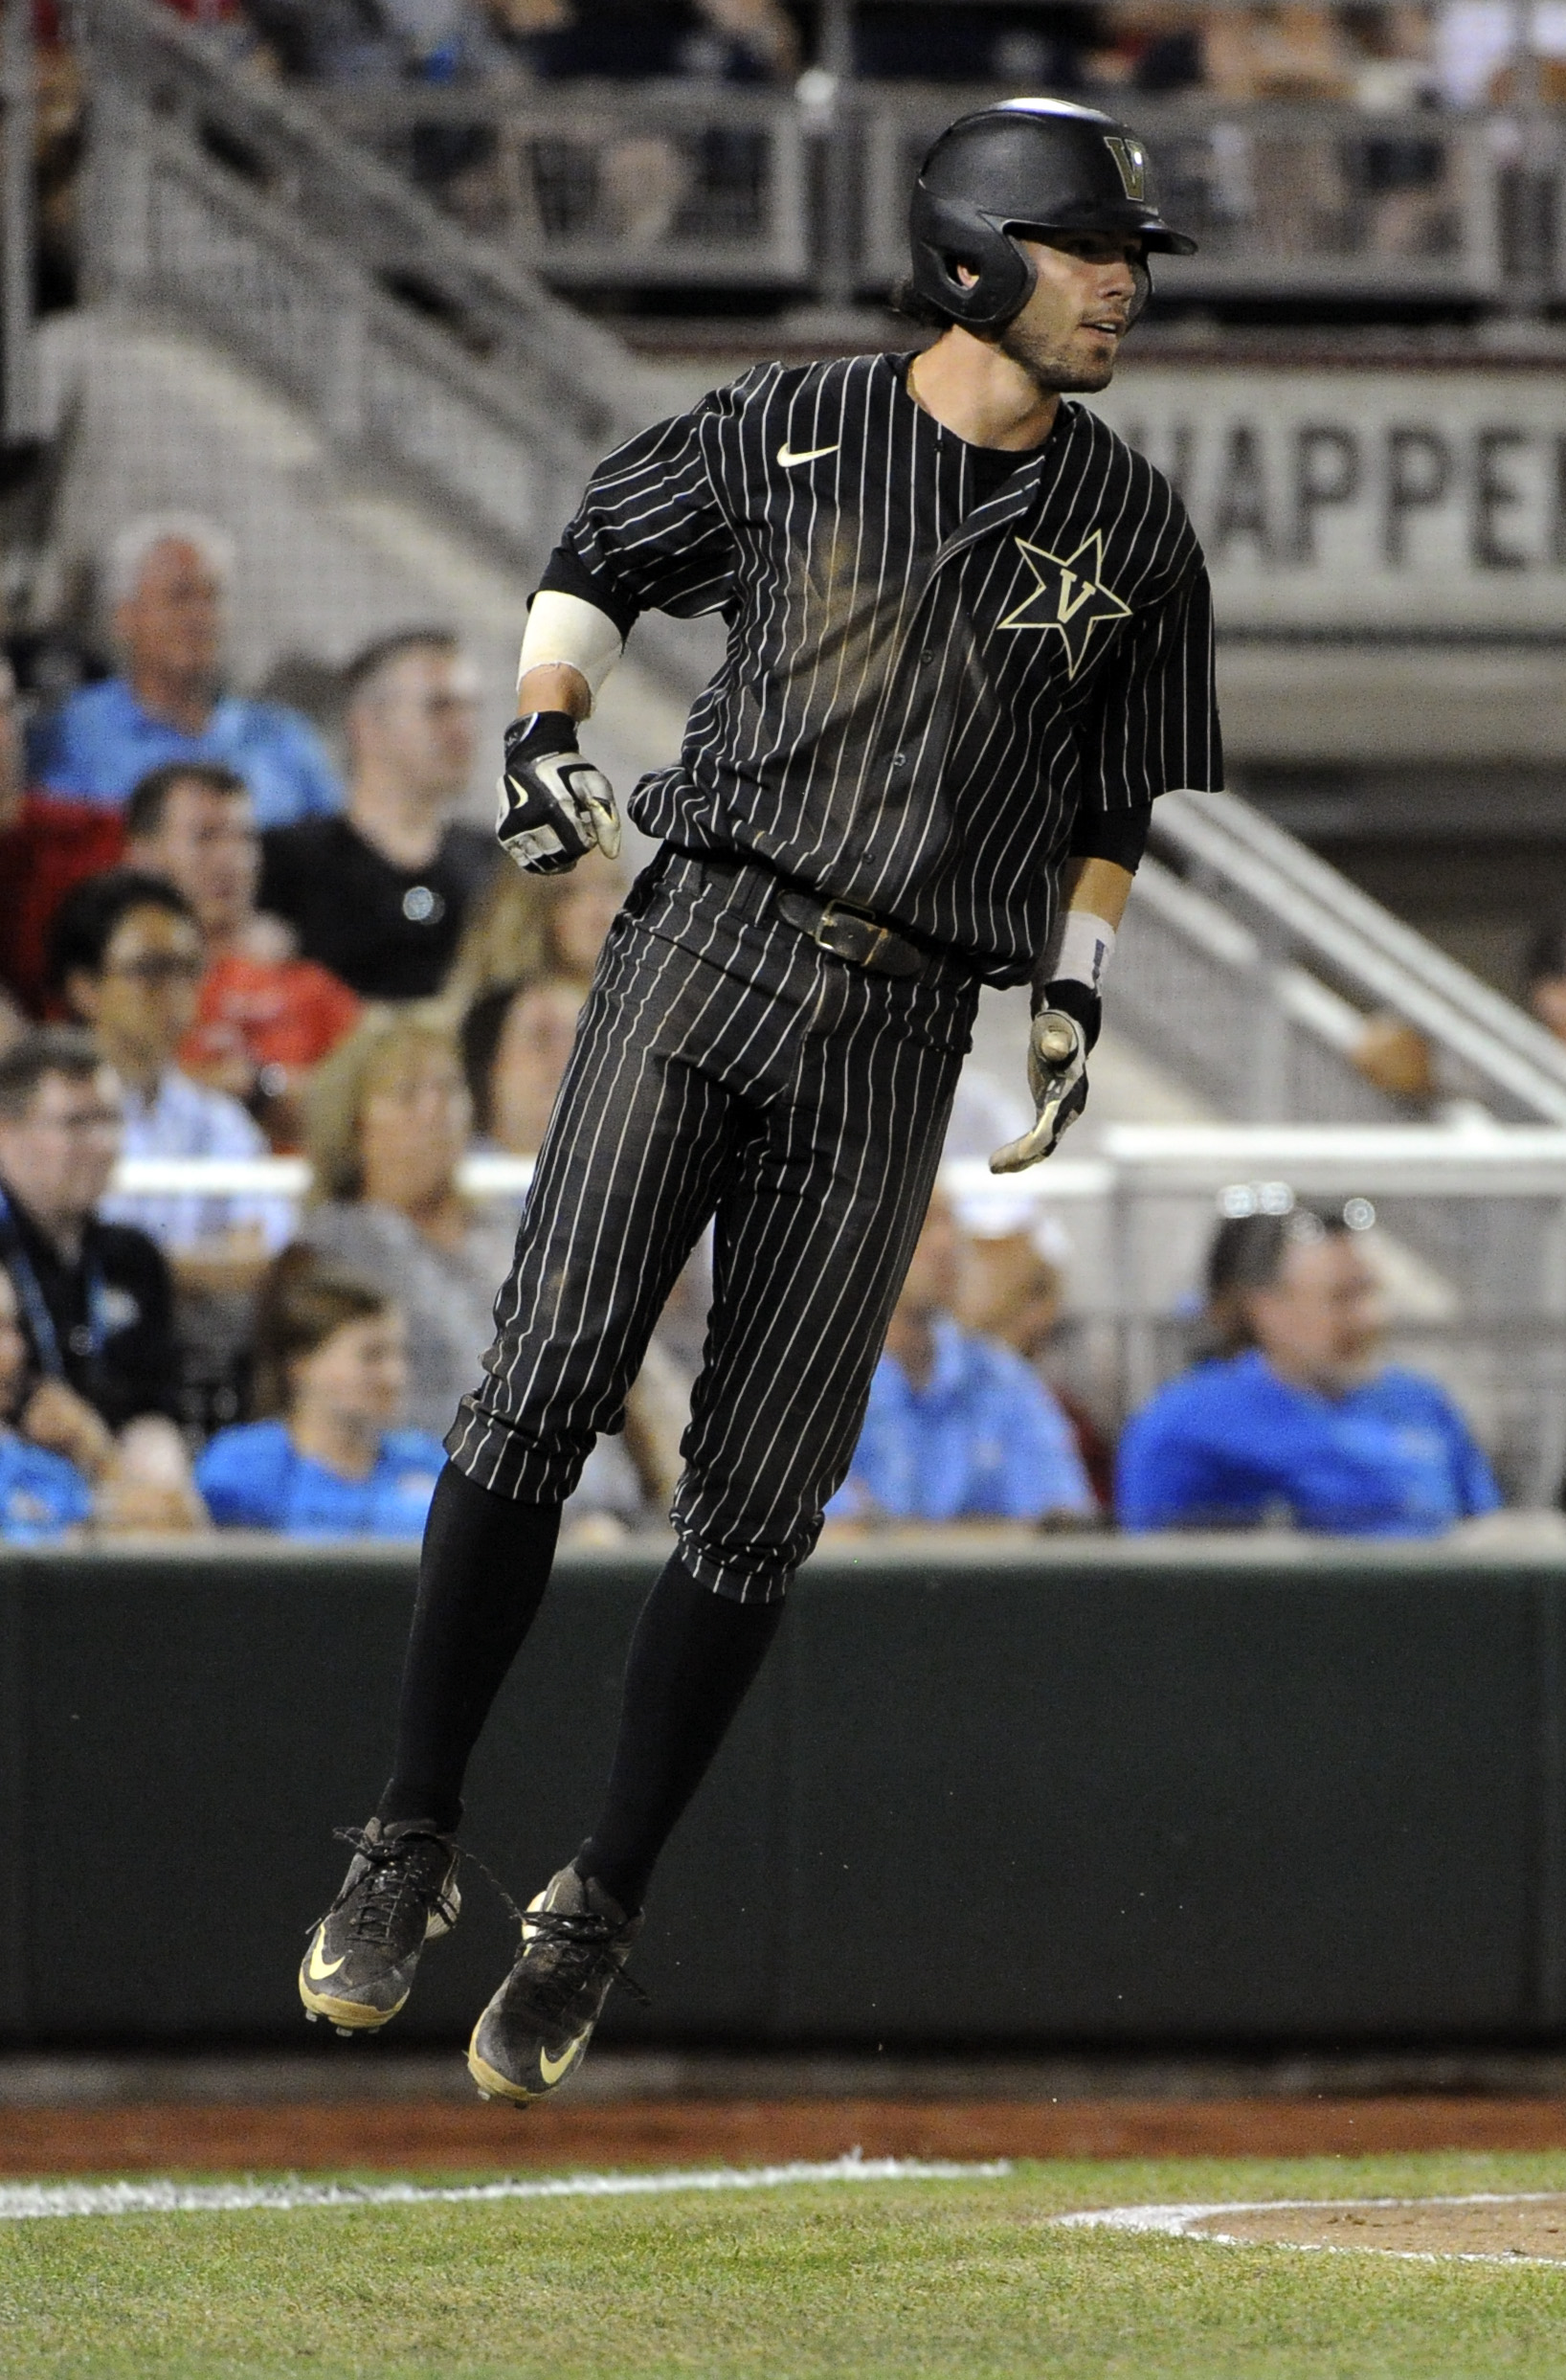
[
  {"x1": 1103, "y1": 135, "x2": 1148, "y2": 202},
  {"x1": 997, "y1": 532, "x2": 1131, "y2": 677}
]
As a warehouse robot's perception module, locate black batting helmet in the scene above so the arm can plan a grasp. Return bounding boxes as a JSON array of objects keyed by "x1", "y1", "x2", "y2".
[{"x1": 908, "y1": 97, "x2": 1197, "y2": 333}]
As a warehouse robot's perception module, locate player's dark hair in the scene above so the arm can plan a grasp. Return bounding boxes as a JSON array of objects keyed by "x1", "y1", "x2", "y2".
[
  {"x1": 124, "y1": 760, "x2": 248, "y2": 842},
  {"x1": 342, "y1": 626, "x2": 459, "y2": 707},
  {"x1": 49, "y1": 868, "x2": 199, "y2": 996},
  {"x1": 0, "y1": 1025, "x2": 105, "y2": 1120},
  {"x1": 1205, "y1": 1206, "x2": 1348, "y2": 1354},
  {"x1": 251, "y1": 1242, "x2": 393, "y2": 1419},
  {"x1": 1525, "y1": 919, "x2": 1566, "y2": 990}
]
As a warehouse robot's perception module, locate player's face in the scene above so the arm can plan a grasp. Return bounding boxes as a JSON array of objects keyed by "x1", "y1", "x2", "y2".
[
  {"x1": 999, "y1": 233, "x2": 1144, "y2": 395},
  {"x1": 294, "y1": 1308, "x2": 410, "y2": 1434},
  {"x1": 140, "y1": 782, "x2": 259, "y2": 941},
  {"x1": 1248, "y1": 1233, "x2": 1385, "y2": 1388}
]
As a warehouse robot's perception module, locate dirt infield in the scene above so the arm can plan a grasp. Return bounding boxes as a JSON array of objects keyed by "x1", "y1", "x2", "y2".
[
  {"x1": 9, "y1": 2094, "x2": 1566, "y2": 2175},
  {"x1": 1186, "y1": 2194, "x2": 1566, "y2": 2262}
]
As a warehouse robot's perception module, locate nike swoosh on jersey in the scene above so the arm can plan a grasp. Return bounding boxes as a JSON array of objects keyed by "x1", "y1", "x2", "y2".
[
  {"x1": 777, "y1": 441, "x2": 839, "y2": 466},
  {"x1": 539, "y1": 2036, "x2": 585, "y2": 2087},
  {"x1": 307, "y1": 1930, "x2": 347, "y2": 1983}
]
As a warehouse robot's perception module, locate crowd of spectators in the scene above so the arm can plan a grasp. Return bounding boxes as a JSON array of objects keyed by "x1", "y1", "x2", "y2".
[
  {"x1": 0, "y1": 507, "x2": 1515, "y2": 1552},
  {"x1": 138, "y1": 0, "x2": 1566, "y2": 118}
]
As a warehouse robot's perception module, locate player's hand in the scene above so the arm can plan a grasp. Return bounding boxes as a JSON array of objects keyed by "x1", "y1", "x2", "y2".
[
  {"x1": 496, "y1": 711, "x2": 621, "y2": 875},
  {"x1": 989, "y1": 1008, "x2": 1089, "y2": 1173}
]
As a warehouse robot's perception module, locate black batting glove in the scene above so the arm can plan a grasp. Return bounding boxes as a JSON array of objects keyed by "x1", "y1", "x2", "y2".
[
  {"x1": 496, "y1": 710, "x2": 621, "y2": 876},
  {"x1": 989, "y1": 978, "x2": 1099, "y2": 1175}
]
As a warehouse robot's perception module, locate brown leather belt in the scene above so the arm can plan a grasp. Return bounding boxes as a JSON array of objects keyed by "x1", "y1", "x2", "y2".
[{"x1": 773, "y1": 887, "x2": 930, "y2": 979}]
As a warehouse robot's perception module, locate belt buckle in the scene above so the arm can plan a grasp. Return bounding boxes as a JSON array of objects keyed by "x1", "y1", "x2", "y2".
[{"x1": 814, "y1": 902, "x2": 887, "y2": 969}]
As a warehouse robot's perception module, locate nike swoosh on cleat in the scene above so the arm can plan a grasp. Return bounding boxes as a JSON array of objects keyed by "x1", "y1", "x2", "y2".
[
  {"x1": 538, "y1": 2037, "x2": 585, "y2": 2088},
  {"x1": 307, "y1": 1930, "x2": 347, "y2": 1983},
  {"x1": 777, "y1": 441, "x2": 839, "y2": 466}
]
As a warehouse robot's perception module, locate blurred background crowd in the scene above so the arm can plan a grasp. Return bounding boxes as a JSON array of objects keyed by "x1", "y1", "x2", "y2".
[
  {"x1": 0, "y1": 505, "x2": 1512, "y2": 1549},
  {"x1": 3, "y1": 0, "x2": 1566, "y2": 1554}
]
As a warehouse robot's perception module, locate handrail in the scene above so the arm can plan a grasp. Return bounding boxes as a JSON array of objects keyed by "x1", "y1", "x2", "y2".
[
  {"x1": 80, "y1": 0, "x2": 644, "y2": 450},
  {"x1": 114, "y1": 1129, "x2": 1566, "y2": 1207},
  {"x1": 1152, "y1": 789, "x2": 1566, "y2": 1125}
]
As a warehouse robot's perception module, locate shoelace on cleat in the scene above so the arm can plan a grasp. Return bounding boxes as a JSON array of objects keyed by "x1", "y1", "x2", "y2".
[
  {"x1": 510, "y1": 1906, "x2": 649, "y2": 2021},
  {"x1": 323, "y1": 1826, "x2": 459, "y2": 1949}
]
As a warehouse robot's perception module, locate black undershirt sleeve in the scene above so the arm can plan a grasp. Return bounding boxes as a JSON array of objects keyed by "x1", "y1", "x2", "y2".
[
  {"x1": 1067, "y1": 800, "x2": 1154, "y2": 873},
  {"x1": 534, "y1": 541, "x2": 642, "y2": 640}
]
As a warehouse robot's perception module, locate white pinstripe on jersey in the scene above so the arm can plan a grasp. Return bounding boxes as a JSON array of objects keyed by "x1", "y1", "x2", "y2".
[{"x1": 543, "y1": 350, "x2": 1220, "y2": 985}]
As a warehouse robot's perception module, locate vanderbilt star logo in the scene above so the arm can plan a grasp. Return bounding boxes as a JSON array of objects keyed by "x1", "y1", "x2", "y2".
[{"x1": 997, "y1": 531, "x2": 1131, "y2": 678}]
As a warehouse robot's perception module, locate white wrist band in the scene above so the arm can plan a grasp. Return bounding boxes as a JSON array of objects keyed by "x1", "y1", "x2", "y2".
[
  {"x1": 517, "y1": 591, "x2": 624, "y2": 707},
  {"x1": 1048, "y1": 909, "x2": 1117, "y2": 992}
]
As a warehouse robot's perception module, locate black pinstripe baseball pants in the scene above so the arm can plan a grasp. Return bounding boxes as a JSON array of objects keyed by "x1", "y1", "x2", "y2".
[{"x1": 445, "y1": 850, "x2": 979, "y2": 1601}]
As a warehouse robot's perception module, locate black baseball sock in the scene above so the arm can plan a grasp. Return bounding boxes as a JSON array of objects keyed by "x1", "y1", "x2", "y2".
[
  {"x1": 379, "y1": 1463, "x2": 561, "y2": 1833},
  {"x1": 575, "y1": 1553, "x2": 785, "y2": 1915}
]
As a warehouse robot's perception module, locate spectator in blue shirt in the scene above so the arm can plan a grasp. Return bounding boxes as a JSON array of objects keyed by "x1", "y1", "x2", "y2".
[
  {"x1": 196, "y1": 1246, "x2": 447, "y2": 1538},
  {"x1": 33, "y1": 516, "x2": 341, "y2": 831},
  {"x1": 1117, "y1": 1205, "x2": 1502, "y2": 1538},
  {"x1": 0, "y1": 1261, "x2": 92, "y2": 1542},
  {"x1": 829, "y1": 1192, "x2": 1095, "y2": 1528}
]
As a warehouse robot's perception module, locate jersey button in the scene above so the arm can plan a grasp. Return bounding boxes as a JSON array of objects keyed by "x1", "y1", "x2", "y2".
[
  {"x1": 888, "y1": 752, "x2": 907, "y2": 773},
  {"x1": 918, "y1": 648, "x2": 934, "y2": 665}
]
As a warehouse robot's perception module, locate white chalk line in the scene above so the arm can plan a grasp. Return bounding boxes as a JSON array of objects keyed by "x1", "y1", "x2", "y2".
[
  {"x1": 0, "y1": 2152, "x2": 1012, "y2": 2224},
  {"x1": 1059, "y1": 2192, "x2": 1566, "y2": 2272}
]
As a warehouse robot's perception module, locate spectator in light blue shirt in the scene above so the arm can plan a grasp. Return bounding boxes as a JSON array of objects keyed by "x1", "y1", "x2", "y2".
[
  {"x1": 52, "y1": 870, "x2": 294, "y2": 1263},
  {"x1": 0, "y1": 1264, "x2": 92, "y2": 1542},
  {"x1": 196, "y1": 1246, "x2": 446, "y2": 1538},
  {"x1": 1117, "y1": 1204, "x2": 1501, "y2": 1538},
  {"x1": 828, "y1": 1193, "x2": 1095, "y2": 1527},
  {"x1": 33, "y1": 516, "x2": 341, "y2": 831}
]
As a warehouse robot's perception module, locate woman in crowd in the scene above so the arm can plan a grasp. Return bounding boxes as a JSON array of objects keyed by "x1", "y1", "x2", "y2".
[
  {"x1": 299, "y1": 1008, "x2": 517, "y2": 1441},
  {"x1": 1117, "y1": 1203, "x2": 1500, "y2": 1536},
  {"x1": 443, "y1": 847, "x2": 625, "y2": 1012},
  {"x1": 197, "y1": 1246, "x2": 445, "y2": 1537},
  {"x1": 459, "y1": 971, "x2": 586, "y2": 1161}
]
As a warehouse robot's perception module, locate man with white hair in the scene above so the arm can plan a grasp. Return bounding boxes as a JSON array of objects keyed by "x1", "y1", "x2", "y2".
[{"x1": 34, "y1": 514, "x2": 342, "y2": 830}]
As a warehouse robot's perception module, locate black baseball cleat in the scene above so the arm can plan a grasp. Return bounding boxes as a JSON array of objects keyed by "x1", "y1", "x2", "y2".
[
  {"x1": 299, "y1": 1818, "x2": 459, "y2": 2033},
  {"x1": 467, "y1": 1864, "x2": 642, "y2": 2104}
]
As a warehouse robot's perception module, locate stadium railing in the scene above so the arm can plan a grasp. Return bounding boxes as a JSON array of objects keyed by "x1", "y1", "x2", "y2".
[
  {"x1": 312, "y1": 79, "x2": 1554, "y2": 308},
  {"x1": 82, "y1": 0, "x2": 1566, "y2": 310},
  {"x1": 117, "y1": 1129, "x2": 1566, "y2": 1504}
]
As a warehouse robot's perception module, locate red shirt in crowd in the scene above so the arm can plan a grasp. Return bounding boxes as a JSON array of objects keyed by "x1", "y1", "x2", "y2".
[
  {"x1": 180, "y1": 950, "x2": 362, "y2": 1099},
  {"x1": 0, "y1": 791, "x2": 124, "y2": 1016}
]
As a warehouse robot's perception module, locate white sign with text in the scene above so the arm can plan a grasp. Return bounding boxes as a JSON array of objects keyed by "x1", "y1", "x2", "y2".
[{"x1": 1087, "y1": 365, "x2": 1566, "y2": 635}]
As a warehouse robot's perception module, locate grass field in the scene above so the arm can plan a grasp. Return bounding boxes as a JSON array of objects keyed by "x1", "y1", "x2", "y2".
[{"x1": 6, "y1": 2148, "x2": 1566, "y2": 2377}]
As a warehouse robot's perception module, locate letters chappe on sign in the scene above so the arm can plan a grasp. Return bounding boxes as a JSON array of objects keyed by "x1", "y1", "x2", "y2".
[{"x1": 1085, "y1": 367, "x2": 1566, "y2": 635}]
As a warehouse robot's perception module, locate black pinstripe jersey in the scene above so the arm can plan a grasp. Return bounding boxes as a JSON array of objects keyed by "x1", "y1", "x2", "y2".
[{"x1": 547, "y1": 349, "x2": 1221, "y2": 987}]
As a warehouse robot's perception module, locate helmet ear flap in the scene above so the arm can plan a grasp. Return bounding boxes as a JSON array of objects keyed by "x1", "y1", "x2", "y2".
[{"x1": 908, "y1": 191, "x2": 1037, "y2": 330}]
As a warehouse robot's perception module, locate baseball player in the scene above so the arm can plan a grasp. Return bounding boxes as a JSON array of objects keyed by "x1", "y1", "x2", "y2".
[{"x1": 299, "y1": 96, "x2": 1221, "y2": 2102}]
